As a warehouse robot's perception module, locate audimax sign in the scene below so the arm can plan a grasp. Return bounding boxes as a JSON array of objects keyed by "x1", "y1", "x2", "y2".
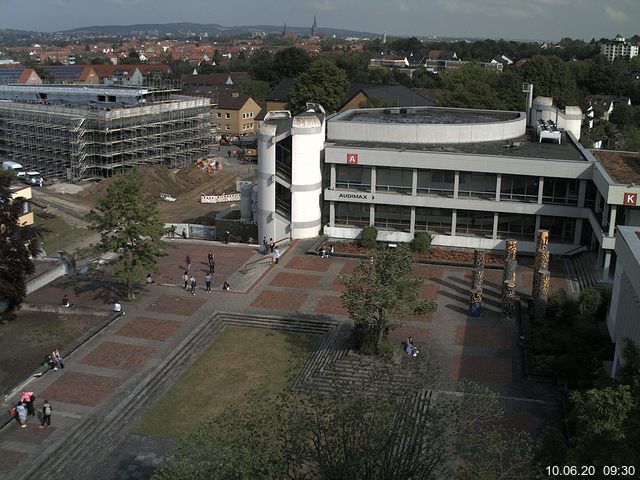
[{"x1": 337, "y1": 192, "x2": 375, "y2": 200}]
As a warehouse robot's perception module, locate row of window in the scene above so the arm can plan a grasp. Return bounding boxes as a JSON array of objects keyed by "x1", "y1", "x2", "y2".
[
  {"x1": 242, "y1": 111, "x2": 255, "y2": 119},
  {"x1": 335, "y1": 165, "x2": 581, "y2": 206},
  {"x1": 333, "y1": 203, "x2": 576, "y2": 243},
  {"x1": 216, "y1": 112, "x2": 231, "y2": 119},
  {"x1": 242, "y1": 123, "x2": 255, "y2": 131},
  {"x1": 213, "y1": 123, "x2": 255, "y2": 132}
]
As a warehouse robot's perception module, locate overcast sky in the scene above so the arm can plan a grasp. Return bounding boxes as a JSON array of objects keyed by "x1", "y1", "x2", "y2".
[{"x1": 0, "y1": 0, "x2": 637, "y2": 41}]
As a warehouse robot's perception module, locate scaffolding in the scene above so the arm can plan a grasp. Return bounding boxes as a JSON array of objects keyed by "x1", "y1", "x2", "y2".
[{"x1": 0, "y1": 95, "x2": 213, "y2": 181}]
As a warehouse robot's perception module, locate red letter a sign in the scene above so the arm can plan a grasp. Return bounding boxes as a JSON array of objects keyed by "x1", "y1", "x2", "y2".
[{"x1": 347, "y1": 153, "x2": 358, "y2": 165}]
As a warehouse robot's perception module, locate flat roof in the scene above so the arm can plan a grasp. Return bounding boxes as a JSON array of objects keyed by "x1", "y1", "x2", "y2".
[
  {"x1": 328, "y1": 132, "x2": 587, "y2": 162},
  {"x1": 336, "y1": 107, "x2": 520, "y2": 125},
  {"x1": 591, "y1": 150, "x2": 640, "y2": 185},
  {"x1": 0, "y1": 84, "x2": 152, "y2": 98}
]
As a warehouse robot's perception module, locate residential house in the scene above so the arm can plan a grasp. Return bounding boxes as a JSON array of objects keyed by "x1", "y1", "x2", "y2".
[
  {"x1": 0, "y1": 66, "x2": 42, "y2": 85},
  {"x1": 601, "y1": 35, "x2": 639, "y2": 62},
  {"x1": 339, "y1": 83, "x2": 436, "y2": 112},
  {"x1": 38, "y1": 65, "x2": 99, "y2": 84},
  {"x1": 90, "y1": 64, "x2": 170, "y2": 86},
  {"x1": 214, "y1": 92, "x2": 261, "y2": 136},
  {"x1": 10, "y1": 184, "x2": 33, "y2": 226},
  {"x1": 587, "y1": 95, "x2": 632, "y2": 121},
  {"x1": 369, "y1": 55, "x2": 409, "y2": 68},
  {"x1": 265, "y1": 78, "x2": 295, "y2": 112},
  {"x1": 491, "y1": 54, "x2": 514, "y2": 66}
]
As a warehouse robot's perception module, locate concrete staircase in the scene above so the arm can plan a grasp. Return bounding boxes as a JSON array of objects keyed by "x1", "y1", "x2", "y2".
[{"x1": 566, "y1": 251, "x2": 601, "y2": 292}]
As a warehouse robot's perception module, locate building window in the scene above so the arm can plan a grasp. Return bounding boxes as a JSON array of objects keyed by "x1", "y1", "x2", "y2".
[
  {"x1": 458, "y1": 172, "x2": 496, "y2": 200},
  {"x1": 225, "y1": 113, "x2": 231, "y2": 119},
  {"x1": 217, "y1": 112, "x2": 221, "y2": 118},
  {"x1": 225, "y1": 125, "x2": 231, "y2": 130},
  {"x1": 539, "y1": 216, "x2": 576, "y2": 244},
  {"x1": 415, "y1": 207, "x2": 452, "y2": 235},
  {"x1": 376, "y1": 167, "x2": 412, "y2": 194},
  {"x1": 249, "y1": 112, "x2": 254, "y2": 118},
  {"x1": 496, "y1": 213, "x2": 536, "y2": 240},
  {"x1": 456, "y1": 209, "x2": 494, "y2": 238},
  {"x1": 542, "y1": 178, "x2": 578, "y2": 206},
  {"x1": 584, "y1": 181, "x2": 597, "y2": 209},
  {"x1": 335, "y1": 202, "x2": 370, "y2": 227},
  {"x1": 374, "y1": 205, "x2": 411, "y2": 231},
  {"x1": 500, "y1": 175, "x2": 538, "y2": 202},
  {"x1": 417, "y1": 170, "x2": 454, "y2": 197},
  {"x1": 336, "y1": 165, "x2": 371, "y2": 191}
]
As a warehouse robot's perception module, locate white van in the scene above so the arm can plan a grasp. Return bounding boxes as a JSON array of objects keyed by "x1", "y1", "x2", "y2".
[
  {"x1": 24, "y1": 171, "x2": 43, "y2": 187},
  {"x1": 2, "y1": 161, "x2": 26, "y2": 178}
]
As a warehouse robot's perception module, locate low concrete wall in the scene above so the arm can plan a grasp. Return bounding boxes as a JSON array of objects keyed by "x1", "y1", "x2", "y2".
[{"x1": 26, "y1": 257, "x2": 70, "y2": 295}]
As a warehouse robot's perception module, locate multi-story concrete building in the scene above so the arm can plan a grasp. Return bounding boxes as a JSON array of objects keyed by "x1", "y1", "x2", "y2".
[
  {"x1": 258, "y1": 98, "x2": 640, "y2": 281},
  {"x1": 0, "y1": 84, "x2": 212, "y2": 180},
  {"x1": 600, "y1": 35, "x2": 639, "y2": 62}
]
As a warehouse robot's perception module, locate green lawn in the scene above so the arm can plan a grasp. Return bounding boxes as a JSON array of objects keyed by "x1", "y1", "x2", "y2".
[
  {"x1": 132, "y1": 326, "x2": 318, "y2": 438},
  {"x1": 35, "y1": 210, "x2": 91, "y2": 253}
]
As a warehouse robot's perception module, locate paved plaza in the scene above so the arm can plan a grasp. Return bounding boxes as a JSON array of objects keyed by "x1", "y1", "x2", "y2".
[{"x1": 0, "y1": 239, "x2": 567, "y2": 479}]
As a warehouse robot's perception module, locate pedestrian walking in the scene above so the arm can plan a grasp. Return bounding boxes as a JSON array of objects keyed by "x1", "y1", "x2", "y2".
[
  {"x1": 222, "y1": 280, "x2": 231, "y2": 290},
  {"x1": 208, "y1": 251, "x2": 215, "y2": 274},
  {"x1": 185, "y1": 255, "x2": 191, "y2": 272},
  {"x1": 16, "y1": 403, "x2": 27, "y2": 428},
  {"x1": 40, "y1": 400, "x2": 52, "y2": 428},
  {"x1": 21, "y1": 391, "x2": 35, "y2": 416},
  {"x1": 190, "y1": 275, "x2": 197, "y2": 295},
  {"x1": 183, "y1": 271, "x2": 189, "y2": 290},
  {"x1": 269, "y1": 238, "x2": 275, "y2": 254},
  {"x1": 205, "y1": 272, "x2": 212, "y2": 293},
  {"x1": 273, "y1": 246, "x2": 281, "y2": 265},
  {"x1": 225, "y1": 230, "x2": 231, "y2": 244},
  {"x1": 262, "y1": 236, "x2": 268, "y2": 254}
]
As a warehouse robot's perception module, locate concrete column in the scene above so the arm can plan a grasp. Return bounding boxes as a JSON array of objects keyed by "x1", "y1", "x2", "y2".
[
  {"x1": 453, "y1": 171, "x2": 460, "y2": 199},
  {"x1": 608, "y1": 205, "x2": 617, "y2": 237},
  {"x1": 578, "y1": 179, "x2": 586, "y2": 208},
  {"x1": 451, "y1": 210, "x2": 457, "y2": 237},
  {"x1": 492, "y1": 212, "x2": 499, "y2": 239},
  {"x1": 534, "y1": 215, "x2": 541, "y2": 241},
  {"x1": 410, "y1": 207, "x2": 416, "y2": 235},
  {"x1": 574, "y1": 218, "x2": 583, "y2": 245},
  {"x1": 369, "y1": 204, "x2": 375, "y2": 226},
  {"x1": 329, "y1": 201, "x2": 335, "y2": 227},
  {"x1": 412, "y1": 168, "x2": 418, "y2": 196},
  {"x1": 330, "y1": 163, "x2": 336, "y2": 189},
  {"x1": 370, "y1": 166, "x2": 376, "y2": 194},
  {"x1": 595, "y1": 190, "x2": 601, "y2": 213},
  {"x1": 495, "y1": 174, "x2": 502, "y2": 201},
  {"x1": 603, "y1": 251, "x2": 612, "y2": 281},
  {"x1": 602, "y1": 203, "x2": 609, "y2": 228},
  {"x1": 537, "y1": 176, "x2": 544, "y2": 204}
]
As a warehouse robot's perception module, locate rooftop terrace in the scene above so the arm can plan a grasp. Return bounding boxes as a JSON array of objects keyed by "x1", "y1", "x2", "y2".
[
  {"x1": 342, "y1": 107, "x2": 520, "y2": 125},
  {"x1": 591, "y1": 150, "x2": 640, "y2": 185}
]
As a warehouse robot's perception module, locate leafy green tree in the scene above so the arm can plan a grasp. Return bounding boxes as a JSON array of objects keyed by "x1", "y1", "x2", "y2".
[
  {"x1": 522, "y1": 55, "x2": 577, "y2": 107},
  {"x1": 411, "y1": 232, "x2": 433, "y2": 253},
  {"x1": 272, "y1": 47, "x2": 311, "y2": 80},
  {"x1": 235, "y1": 78, "x2": 271, "y2": 109},
  {"x1": 341, "y1": 247, "x2": 437, "y2": 354},
  {"x1": 154, "y1": 363, "x2": 534, "y2": 480},
  {"x1": 360, "y1": 225, "x2": 378, "y2": 248},
  {"x1": 88, "y1": 171, "x2": 167, "y2": 299},
  {"x1": 438, "y1": 63, "x2": 500, "y2": 109},
  {"x1": 287, "y1": 60, "x2": 349, "y2": 114},
  {"x1": 610, "y1": 104, "x2": 637, "y2": 127},
  {"x1": 0, "y1": 172, "x2": 40, "y2": 320}
]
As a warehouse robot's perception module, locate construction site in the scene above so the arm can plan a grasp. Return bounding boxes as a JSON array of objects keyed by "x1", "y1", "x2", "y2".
[{"x1": 0, "y1": 84, "x2": 213, "y2": 180}]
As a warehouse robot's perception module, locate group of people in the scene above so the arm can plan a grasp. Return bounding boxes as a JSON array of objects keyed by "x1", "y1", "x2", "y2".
[
  {"x1": 44, "y1": 349, "x2": 65, "y2": 370},
  {"x1": 404, "y1": 337, "x2": 419, "y2": 357},
  {"x1": 8, "y1": 392, "x2": 52, "y2": 428},
  {"x1": 319, "y1": 245, "x2": 334, "y2": 259},
  {"x1": 182, "y1": 251, "x2": 230, "y2": 294}
]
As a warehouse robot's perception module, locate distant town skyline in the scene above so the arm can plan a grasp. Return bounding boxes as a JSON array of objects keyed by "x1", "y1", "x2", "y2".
[{"x1": 0, "y1": 0, "x2": 638, "y2": 41}]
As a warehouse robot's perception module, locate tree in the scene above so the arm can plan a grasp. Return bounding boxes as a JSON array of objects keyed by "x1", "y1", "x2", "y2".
[
  {"x1": 341, "y1": 247, "x2": 437, "y2": 354},
  {"x1": 411, "y1": 232, "x2": 432, "y2": 253},
  {"x1": 360, "y1": 225, "x2": 378, "y2": 248},
  {"x1": 287, "y1": 60, "x2": 349, "y2": 114},
  {"x1": 88, "y1": 171, "x2": 167, "y2": 299},
  {"x1": 522, "y1": 55, "x2": 577, "y2": 107},
  {"x1": 272, "y1": 47, "x2": 311, "y2": 81},
  {"x1": 437, "y1": 63, "x2": 500, "y2": 109},
  {"x1": 0, "y1": 172, "x2": 40, "y2": 320},
  {"x1": 153, "y1": 363, "x2": 535, "y2": 480},
  {"x1": 235, "y1": 78, "x2": 271, "y2": 109}
]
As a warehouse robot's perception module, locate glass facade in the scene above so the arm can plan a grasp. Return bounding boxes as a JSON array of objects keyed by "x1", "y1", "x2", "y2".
[
  {"x1": 374, "y1": 205, "x2": 411, "y2": 231},
  {"x1": 376, "y1": 167, "x2": 413, "y2": 194},
  {"x1": 539, "y1": 216, "x2": 576, "y2": 244},
  {"x1": 335, "y1": 165, "x2": 371, "y2": 191},
  {"x1": 500, "y1": 175, "x2": 539, "y2": 202},
  {"x1": 416, "y1": 170, "x2": 455, "y2": 197},
  {"x1": 458, "y1": 172, "x2": 497, "y2": 199},
  {"x1": 542, "y1": 178, "x2": 579, "y2": 206},
  {"x1": 496, "y1": 213, "x2": 536, "y2": 240},
  {"x1": 584, "y1": 181, "x2": 597, "y2": 209},
  {"x1": 456, "y1": 209, "x2": 494, "y2": 238},
  {"x1": 335, "y1": 202, "x2": 370, "y2": 227},
  {"x1": 415, "y1": 207, "x2": 452, "y2": 234}
]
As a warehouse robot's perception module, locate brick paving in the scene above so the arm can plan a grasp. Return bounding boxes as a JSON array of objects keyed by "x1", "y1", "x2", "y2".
[
  {"x1": 115, "y1": 317, "x2": 182, "y2": 341},
  {"x1": 41, "y1": 372, "x2": 121, "y2": 407},
  {"x1": 250, "y1": 290, "x2": 308, "y2": 310},
  {"x1": 0, "y1": 239, "x2": 565, "y2": 479},
  {"x1": 270, "y1": 272, "x2": 322, "y2": 289},
  {"x1": 6, "y1": 425, "x2": 56, "y2": 444},
  {"x1": 80, "y1": 341, "x2": 155, "y2": 371},
  {"x1": 145, "y1": 294, "x2": 207, "y2": 316}
]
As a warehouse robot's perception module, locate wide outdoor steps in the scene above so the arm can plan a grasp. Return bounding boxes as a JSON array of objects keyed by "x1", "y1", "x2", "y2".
[{"x1": 568, "y1": 251, "x2": 601, "y2": 292}]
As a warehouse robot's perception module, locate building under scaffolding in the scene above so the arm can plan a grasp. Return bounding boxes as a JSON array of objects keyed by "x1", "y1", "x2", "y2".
[{"x1": 0, "y1": 84, "x2": 213, "y2": 180}]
